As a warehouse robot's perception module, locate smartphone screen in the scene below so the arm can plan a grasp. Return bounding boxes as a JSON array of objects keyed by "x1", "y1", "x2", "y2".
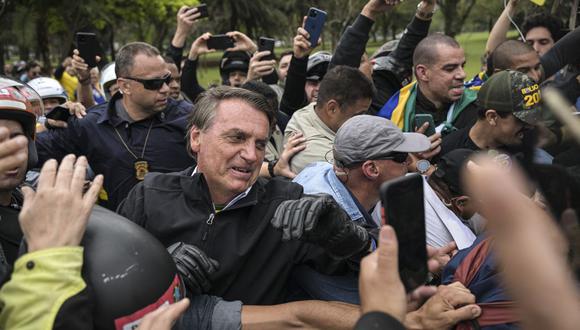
[
  {"x1": 76, "y1": 32, "x2": 100, "y2": 68},
  {"x1": 206, "y1": 35, "x2": 235, "y2": 50},
  {"x1": 304, "y1": 8, "x2": 327, "y2": 47},
  {"x1": 414, "y1": 114, "x2": 436, "y2": 136},
  {"x1": 380, "y1": 174, "x2": 428, "y2": 292}
]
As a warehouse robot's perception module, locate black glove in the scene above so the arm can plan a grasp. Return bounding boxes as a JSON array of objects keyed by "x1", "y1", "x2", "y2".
[
  {"x1": 271, "y1": 194, "x2": 370, "y2": 258},
  {"x1": 167, "y1": 242, "x2": 219, "y2": 295}
]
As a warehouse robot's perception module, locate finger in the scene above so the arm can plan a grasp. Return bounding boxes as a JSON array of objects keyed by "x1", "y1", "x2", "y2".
[
  {"x1": 184, "y1": 7, "x2": 199, "y2": 15},
  {"x1": 430, "y1": 138, "x2": 442, "y2": 149},
  {"x1": 0, "y1": 134, "x2": 27, "y2": 159},
  {"x1": 288, "y1": 144, "x2": 307, "y2": 156},
  {"x1": 46, "y1": 119, "x2": 67, "y2": 128},
  {"x1": 301, "y1": 16, "x2": 307, "y2": 28},
  {"x1": 377, "y1": 226, "x2": 400, "y2": 282},
  {"x1": 83, "y1": 175, "x2": 103, "y2": 207},
  {"x1": 288, "y1": 136, "x2": 307, "y2": 147},
  {"x1": 439, "y1": 241, "x2": 458, "y2": 255},
  {"x1": 0, "y1": 127, "x2": 8, "y2": 142},
  {"x1": 447, "y1": 281, "x2": 471, "y2": 293},
  {"x1": 190, "y1": 12, "x2": 202, "y2": 21},
  {"x1": 37, "y1": 159, "x2": 59, "y2": 190},
  {"x1": 444, "y1": 304, "x2": 481, "y2": 323},
  {"x1": 137, "y1": 304, "x2": 170, "y2": 329},
  {"x1": 427, "y1": 258, "x2": 440, "y2": 273},
  {"x1": 177, "y1": 5, "x2": 188, "y2": 15},
  {"x1": 297, "y1": 27, "x2": 310, "y2": 39},
  {"x1": 426, "y1": 245, "x2": 437, "y2": 258},
  {"x1": 256, "y1": 67, "x2": 275, "y2": 76},
  {"x1": 55, "y1": 154, "x2": 77, "y2": 190},
  {"x1": 253, "y1": 50, "x2": 270, "y2": 60},
  {"x1": 153, "y1": 299, "x2": 190, "y2": 328},
  {"x1": 71, "y1": 156, "x2": 88, "y2": 194},
  {"x1": 20, "y1": 186, "x2": 36, "y2": 208},
  {"x1": 446, "y1": 289, "x2": 476, "y2": 307},
  {"x1": 416, "y1": 122, "x2": 428, "y2": 133},
  {"x1": 429, "y1": 132, "x2": 442, "y2": 141}
]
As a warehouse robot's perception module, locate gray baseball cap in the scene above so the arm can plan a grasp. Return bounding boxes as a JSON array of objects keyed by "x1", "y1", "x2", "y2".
[{"x1": 333, "y1": 115, "x2": 431, "y2": 167}]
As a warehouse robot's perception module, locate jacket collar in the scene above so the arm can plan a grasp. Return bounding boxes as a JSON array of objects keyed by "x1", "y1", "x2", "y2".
[
  {"x1": 97, "y1": 92, "x2": 171, "y2": 126},
  {"x1": 180, "y1": 167, "x2": 260, "y2": 211}
]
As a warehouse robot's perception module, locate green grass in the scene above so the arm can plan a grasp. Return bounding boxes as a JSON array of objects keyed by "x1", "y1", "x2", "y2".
[{"x1": 195, "y1": 31, "x2": 498, "y2": 88}]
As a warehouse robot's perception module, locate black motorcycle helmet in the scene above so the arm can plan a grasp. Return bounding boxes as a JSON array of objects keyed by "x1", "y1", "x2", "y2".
[
  {"x1": 219, "y1": 50, "x2": 251, "y2": 85},
  {"x1": 82, "y1": 206, "x2": 184, "y2": 329}
]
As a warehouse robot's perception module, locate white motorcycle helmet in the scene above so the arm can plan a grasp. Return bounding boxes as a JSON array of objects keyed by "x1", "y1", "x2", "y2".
[
  {"x1": 99, "y1": 62, "x2": 117, "y2": 100},
  {"x1": 27, "y1": 77, "x2": 68, "y2": 103}
]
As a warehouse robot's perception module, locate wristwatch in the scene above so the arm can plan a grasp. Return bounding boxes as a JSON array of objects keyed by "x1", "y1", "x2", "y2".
[
  {"x1": 268, "y1": 159, "x2": 278, "y2": 177},
  {"x1": 416, "y1": 159, "x2": 431, "y2": 175},
  {"x1": 416, "y1": 2, "x2": 437, "y2": 20}
]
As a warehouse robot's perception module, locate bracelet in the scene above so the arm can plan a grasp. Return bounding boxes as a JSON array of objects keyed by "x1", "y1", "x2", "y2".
[
  {"x1": 416, "y1": 2, "x2": 437, "y2": 20},
  {"x1": 268, "y1": 159, "x2": 278, "y2": 177}
]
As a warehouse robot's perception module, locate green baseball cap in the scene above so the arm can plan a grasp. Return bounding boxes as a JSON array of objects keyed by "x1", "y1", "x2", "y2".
[{"x1": 477, "y1": 70, "x2": 542, "y2": 125}]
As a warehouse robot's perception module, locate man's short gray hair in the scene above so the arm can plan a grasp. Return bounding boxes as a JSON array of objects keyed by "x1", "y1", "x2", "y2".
[{"x1": 186, "y1": 86, "x2": 276, "y2": 156}]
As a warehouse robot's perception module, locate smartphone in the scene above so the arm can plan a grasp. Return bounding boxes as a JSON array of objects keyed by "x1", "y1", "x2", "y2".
[
  {"x1": 45, "y1": 105, "x2": 71, "y2": 122},
  {"x1": 380, "y1": 174, "x2": 428, "y2": 292},
  {"x1": 258, "y1": 37, "x2": 276, "y2": 61},
  {"x1": 206, "y1": 35, "x2": 235, "y2": 50},
  {"x1": 195, "y1": 3, "x2": 209, "y2": 18},
  {"x1": 76, "y1": 32, "x2": 100, "y2": 68},
  {"x1": 415, "y1": 114, "x2": 436, "y2": 136},
  {"x1": 304, "y1": 8, "x2": 327, "y2": 47}
]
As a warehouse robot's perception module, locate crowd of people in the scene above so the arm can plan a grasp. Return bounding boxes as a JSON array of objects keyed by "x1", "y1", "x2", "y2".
[{"x1": 0, "y1": 0, "x2": 579, "y2": 329}]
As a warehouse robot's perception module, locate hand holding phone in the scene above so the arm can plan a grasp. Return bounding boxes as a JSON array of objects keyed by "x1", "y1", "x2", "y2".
[
  {"x1": 380, "y1": 174, "x2": 428, "y2": 292},
  {"x1": 304, "y1": 8, "x2": 327, "y2": 47},
  {"x1": 415, "y1": 114, "x2": 436, "y2": 136}
]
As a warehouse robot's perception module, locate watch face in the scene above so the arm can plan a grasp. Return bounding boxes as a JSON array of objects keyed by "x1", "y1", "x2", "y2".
[{"x1": 417, "y1": 160, "x2": 430, "y2": 173}]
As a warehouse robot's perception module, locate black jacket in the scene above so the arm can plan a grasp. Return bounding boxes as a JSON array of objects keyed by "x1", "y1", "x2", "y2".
[{"x1": 118, "y1": 167, "x2": 344, "y2": 305}]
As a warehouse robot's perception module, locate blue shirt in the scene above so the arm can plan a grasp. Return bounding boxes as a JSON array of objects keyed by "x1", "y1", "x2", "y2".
[
  {"x1": 293, "y1": 162, "x2": 377, "y2": 229},
  {"x1": 35, "y1": 92, "x2": 195, "y2": 210}
]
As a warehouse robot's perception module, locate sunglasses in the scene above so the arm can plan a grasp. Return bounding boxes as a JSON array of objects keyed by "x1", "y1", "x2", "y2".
[
  {"x1": 123, "y1": 73, "x2": 171, "y2": 90},
  {"x1": 376, "y1": 152, "x2": 409, "y2": 164}
]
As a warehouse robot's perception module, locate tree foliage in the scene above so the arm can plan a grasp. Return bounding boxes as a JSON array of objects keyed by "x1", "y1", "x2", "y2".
[{"x1": 1, "y1": 0, "x2": 577, "y2": 74}]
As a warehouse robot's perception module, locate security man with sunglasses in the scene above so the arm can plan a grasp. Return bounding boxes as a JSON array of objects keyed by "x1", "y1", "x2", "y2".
[
  {"x1": 35, "y1": 42, "x2": 194, "y2": 210},
  {"x1": 291, "y1": 114, "x2": 430, "y2": 303}
]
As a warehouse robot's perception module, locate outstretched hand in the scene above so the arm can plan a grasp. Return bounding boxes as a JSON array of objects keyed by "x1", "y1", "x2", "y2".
[{"x1": 20, "y1": 155, "x2": 103, "y2": 252}]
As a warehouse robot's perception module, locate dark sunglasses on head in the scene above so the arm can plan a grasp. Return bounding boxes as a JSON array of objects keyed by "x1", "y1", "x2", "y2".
[
  {"x1": 376, "y1": 152, "x2": 409, "y2": 164},
  {"x1": 123, "y1": 73, "x2": 171, "y2": 90}
]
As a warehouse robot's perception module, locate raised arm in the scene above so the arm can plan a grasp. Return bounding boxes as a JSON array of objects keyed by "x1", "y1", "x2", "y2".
[{"x1": 485, "y1": 0, "x2": 520, "y2": 54}]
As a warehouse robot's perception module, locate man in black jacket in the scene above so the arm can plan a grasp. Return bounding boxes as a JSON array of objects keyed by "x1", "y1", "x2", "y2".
[
  {"x1": 118, "y1": 86, "x2": 371, "y2": 305},
  {"x1": 36, "y1": 42, "x2": 195, "y2": 210}
]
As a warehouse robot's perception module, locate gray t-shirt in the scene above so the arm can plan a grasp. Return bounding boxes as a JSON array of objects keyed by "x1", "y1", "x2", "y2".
[{"x1": 284, "y1": 103, "x2": 335, "y2": 174}]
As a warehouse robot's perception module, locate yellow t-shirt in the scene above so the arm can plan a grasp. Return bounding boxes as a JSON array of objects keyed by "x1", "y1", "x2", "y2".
[{"x1": 58, "y1": 71, "x2": 79, "y2": 102}]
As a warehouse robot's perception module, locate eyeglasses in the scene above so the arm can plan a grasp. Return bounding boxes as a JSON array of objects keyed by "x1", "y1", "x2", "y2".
[
  {"x1": 122, "y1": 73, "x2": 172, "y2": 90},
  {"x1": 376, "y1": 152, "x2": 409, "y2": 164}
]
